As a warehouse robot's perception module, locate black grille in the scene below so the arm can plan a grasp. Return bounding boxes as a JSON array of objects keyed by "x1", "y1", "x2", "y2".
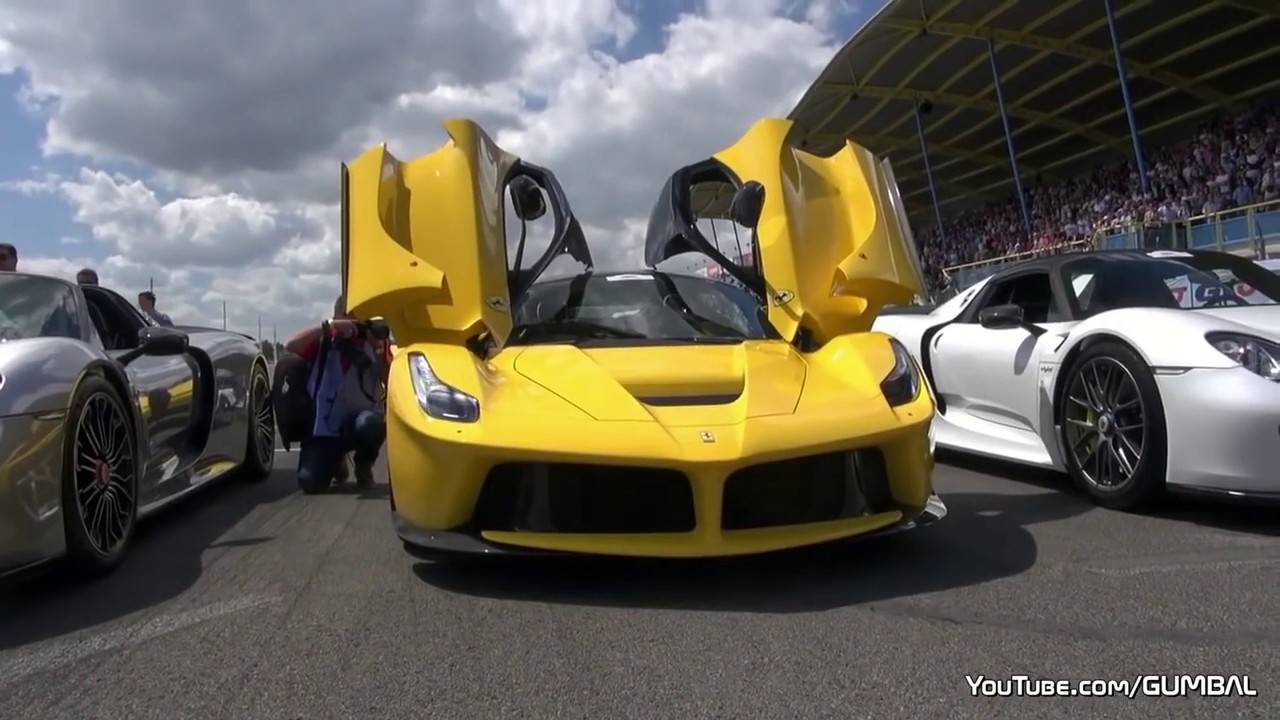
[
  {"x1": 473, "y1": 463, "x2": 696, "y2": 534},
  {"x1": 720, "y1": 449, "x2": 894, "y2": 530}
]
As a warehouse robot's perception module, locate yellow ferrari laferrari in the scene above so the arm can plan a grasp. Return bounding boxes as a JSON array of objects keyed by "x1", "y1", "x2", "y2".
[{"x1": 340, "y1": 116, "x2": 944, "y2": 559}]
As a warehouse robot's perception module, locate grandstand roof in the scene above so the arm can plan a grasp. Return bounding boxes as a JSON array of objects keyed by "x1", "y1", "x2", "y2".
[{"x1": 786, "y1": 0, "x2": 1280, "y2": 221}]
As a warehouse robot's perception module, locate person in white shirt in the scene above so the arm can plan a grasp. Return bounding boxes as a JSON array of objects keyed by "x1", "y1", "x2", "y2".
[{"x1": 138, "y1": 291, "x2": 174, "y2": 326}]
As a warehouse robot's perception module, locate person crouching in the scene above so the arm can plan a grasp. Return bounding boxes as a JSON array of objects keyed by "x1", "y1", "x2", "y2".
[{"x1": 283, "y1": 295, "x2": 390, "y2": 493}]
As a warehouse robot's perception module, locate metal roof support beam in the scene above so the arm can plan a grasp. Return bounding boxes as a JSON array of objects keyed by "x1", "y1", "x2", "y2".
[
  {"x1": 877, "y1": 17, "x2": 1236, "y2": 110},
  {"x1": 837, "y1": 0, "x2": 1024, "y2": 140},
  {"x1": 913, "y1": 101, "x2": 947, "y2": 239},
  {"x1": 810, "y1": 129, "x2": 1041, "y2": 176},
  {"x1": 1104, "y1": 0, "x2": 1150, "y2": 195},
  {"x1": 876, "y1": 1, "x2": 1159, "y2": 177},
  {"x1": 932, "y1": 41, "x2": 1280, "y2": 195},
  {"x1": 885, "y1": 4, "x2": 1240, "y2": 181},
  {"x1": 817, "y1": 83, "x2": 1128, "y2": 151},
  {"x1": 911, "y1": 74, "x2": 1280, "y2": 208},
  {"x1": 1223, "y1": 0, "x2": 1280, "y2": 18},
  {"x1": 987, "y1": 40, "x2": 1031, "y2": 236}
]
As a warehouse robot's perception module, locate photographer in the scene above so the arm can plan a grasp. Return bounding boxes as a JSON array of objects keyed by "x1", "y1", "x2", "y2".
[{"x1": 283, "y1": 295, "x2": 391, "y2": 493}]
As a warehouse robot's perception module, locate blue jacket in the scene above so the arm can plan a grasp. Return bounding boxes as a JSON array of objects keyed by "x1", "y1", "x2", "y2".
[{"x1": 306, "y1": 342, "x2": 348, "y2": 438}]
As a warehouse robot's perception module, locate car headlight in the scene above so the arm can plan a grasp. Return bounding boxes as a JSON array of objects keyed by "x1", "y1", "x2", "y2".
[
  {"x1": 407, "y1": 351, "x2": 480, "y2": 422},
  {"x1": 1206, "y1": 332, "x2": 1280, "y2": 382},
  {"x1": 881, "y1": 338, "x2": 922, "y2": 407}
]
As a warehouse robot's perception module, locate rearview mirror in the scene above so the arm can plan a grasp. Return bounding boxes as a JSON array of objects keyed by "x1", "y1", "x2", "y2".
[
  {"x1": 509, "y1": 176, "x2": 547, "y2": 222},
  {"x1": 978, "y1": 304, "x2": 1026, "y2": 330},
  {"x1": 730, "y1": 181, "x2": 765, "y2": 229}
]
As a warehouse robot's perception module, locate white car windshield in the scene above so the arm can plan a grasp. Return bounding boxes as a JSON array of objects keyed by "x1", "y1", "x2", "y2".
[{"x1": 1064, "y1": 253, "x2": 1280, "y2": 316}]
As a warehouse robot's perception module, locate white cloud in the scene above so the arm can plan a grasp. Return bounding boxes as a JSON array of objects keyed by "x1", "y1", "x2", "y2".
[{"x1": 1, "y1": 0, "x2": 856, "y2": 338}]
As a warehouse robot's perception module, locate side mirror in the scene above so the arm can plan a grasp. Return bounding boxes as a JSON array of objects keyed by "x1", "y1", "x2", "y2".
[
  {"x1": 978, "y1": 304, "x2": 1025, "y2": 329},
  {"x1": 729, "y1": 181, "x2": 765, "y2": 229},
  {"x1": 118, "y1": 326, "x2": 189, "y2": 365},
  {"x1": 509, "y1": 176, "x2": 547, "y2": 222}
]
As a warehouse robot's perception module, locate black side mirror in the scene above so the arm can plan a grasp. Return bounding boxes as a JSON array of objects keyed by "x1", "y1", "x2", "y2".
[
  {"x1": 978, "y1": 303, "x2": 1025, "y2": 329},
  {"x1": 119, "y1": 326, "x2": 189, "y2": 365},
  {"x1": 730, "y1": 181, "x2": 765, "y2": 229},
  {"x1": 978, "y1": 303, "x2": 1045, "y2": 336},
  {"x1": 509, "y1": 176, "x2": 546, "y2": 222}
]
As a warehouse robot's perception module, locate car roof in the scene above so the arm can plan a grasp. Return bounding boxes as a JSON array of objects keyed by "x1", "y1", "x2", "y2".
[
  {"x1": 1, "y1": 271, "x2": 77, "y2": 287},
  {"x1": 982, "y1": 248, "x2": 1241, "y2": 280}
]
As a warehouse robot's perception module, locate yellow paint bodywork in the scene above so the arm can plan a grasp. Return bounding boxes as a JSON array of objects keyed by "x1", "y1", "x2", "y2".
[
  {"x1": 342, "y1": 119, "x2": 517, "y2": 347},
  {"x1": 345, "y1": 117, "x2": 936, "y2": 558},
  {"x1": 385, "y1": 337, "x2": 933, "y2": 557},
  {"x1": 713, "y1": 118, "x2": 927, "y2": 344}
]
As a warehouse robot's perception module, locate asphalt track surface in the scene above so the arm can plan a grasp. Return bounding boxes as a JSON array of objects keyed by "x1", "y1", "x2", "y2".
[{"x1": 1, "y1": 449, "x2": 1275, "y2": 720}]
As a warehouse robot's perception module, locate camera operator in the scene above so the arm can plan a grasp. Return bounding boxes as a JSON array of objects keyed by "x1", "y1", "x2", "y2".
[{"x1": 283, "y1": 295, "x2": 391, "y2": 493}]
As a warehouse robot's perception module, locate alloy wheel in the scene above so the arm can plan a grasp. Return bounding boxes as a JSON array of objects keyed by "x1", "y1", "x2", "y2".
[
  {"x1": 73, "y1": 393, "x2": 136, "y2": 555},
  {"x1": 252, "y1": 371, "x2": 275, "y2": 467},
  {"x1": 1063, "y1": 356, "x2": 1146, "y2": 490}
]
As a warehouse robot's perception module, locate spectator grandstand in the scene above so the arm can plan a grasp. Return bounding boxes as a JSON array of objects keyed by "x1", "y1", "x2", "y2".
[
  {"x1": 784, "y1": 0, "x2": 1280, "y2": 297},
  {"x1": 916, "y1": 102, "x2": 1278, "y2": 285}
]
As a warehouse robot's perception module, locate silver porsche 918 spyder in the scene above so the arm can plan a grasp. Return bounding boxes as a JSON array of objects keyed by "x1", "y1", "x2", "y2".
[{"x1": 0, "y1": 272, "x2": 276, "y2": 577}]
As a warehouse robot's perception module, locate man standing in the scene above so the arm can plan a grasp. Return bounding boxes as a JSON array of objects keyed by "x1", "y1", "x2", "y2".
[
  {"x1": 76, "y1": 268, "x2": 99, "y2": 285},
  {"x1": 0, "y1": 244, "x2": 16, "y2": 272},
  {"x1": 138, "y1": 291, "x2": 175, "y2": 326},
  {"x1": 283, "y1": 295, "x2": 389, "y2": 493}
]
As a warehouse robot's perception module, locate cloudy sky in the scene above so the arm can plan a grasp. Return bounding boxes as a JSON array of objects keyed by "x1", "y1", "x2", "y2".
[{"x1": 0, "y1": 0, "x2": 870, "y2": 339}]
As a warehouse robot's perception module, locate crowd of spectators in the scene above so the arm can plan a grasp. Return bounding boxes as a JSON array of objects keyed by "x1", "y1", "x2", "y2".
[{"x1": 916, "y1": 102, "x2": 1280, "y2": 289}]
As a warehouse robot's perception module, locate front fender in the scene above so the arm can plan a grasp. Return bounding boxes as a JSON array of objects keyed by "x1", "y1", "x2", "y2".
[
  {"x1": 0, "y1": 338, "x2": 108, "y2": 415},
  {"x1": 1062, "y1": 308, "x2": 1238, "y2": 369}
]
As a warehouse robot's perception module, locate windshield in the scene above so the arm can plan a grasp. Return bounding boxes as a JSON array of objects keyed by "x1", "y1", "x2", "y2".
[
  {"x1": 0, "y1": 274, "x2": 84, "y2": 342},
  {"x1": 1062, "y1": 252, "x2": 1280, "y2": 317},
  {"x1": 510, "y1": 273, "x2": 777, "y2": 345}
]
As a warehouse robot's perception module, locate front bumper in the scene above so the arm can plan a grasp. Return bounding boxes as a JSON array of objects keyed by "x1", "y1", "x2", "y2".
[
  {"x1": 1156, "y1": 367, "x2": 1280, "y2": 499},
  {"x1": 394, "y1": 492, "x2": 947, "y2": 559},
  {"x1": 387, "y1": 364, "x2": 940, "y2": 558}
]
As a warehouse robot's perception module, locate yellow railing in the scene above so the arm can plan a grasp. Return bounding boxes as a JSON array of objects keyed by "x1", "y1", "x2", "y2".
[
  {"x1": 940, "y1": 239, "x2": 1093, "y2": 280},
  {"x1": 937, "y1": 197, "x2": 1280, "y2": 291},
  {"x1": 1090, "y1": 198, "x2": 1280, "y2": 256}
]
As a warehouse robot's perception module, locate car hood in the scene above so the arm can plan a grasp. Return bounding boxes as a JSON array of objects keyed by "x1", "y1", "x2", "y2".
[
  {"x1": 1191, "y1": 305, "x2": 1280, "y2": 341},
  {"x1": 509, "y1": 341, "x2": 839, "y2": 425}
]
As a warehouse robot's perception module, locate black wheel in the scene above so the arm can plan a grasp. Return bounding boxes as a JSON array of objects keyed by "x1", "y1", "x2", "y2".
[
  {"x1": 1058, "y1": 341, "x2": 1167, "y2": 511},
  {"x1": 61, "y1": 375, "x2": 138, "y2": 575},
  {"x1": 239, "y1": 363, "x2": 275, "y2": 481}
]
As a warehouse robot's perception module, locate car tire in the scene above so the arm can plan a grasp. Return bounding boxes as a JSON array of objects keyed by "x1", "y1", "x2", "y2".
[
  {"x1": 61, "y1": 374, "x2": 139, "y2": 576},
  {"x1": 1057, "y1": 340, "x2": 1168, "y2": 511},
  {"x1": 238, "y1": 362, "x2": 275, "y2": 482}
]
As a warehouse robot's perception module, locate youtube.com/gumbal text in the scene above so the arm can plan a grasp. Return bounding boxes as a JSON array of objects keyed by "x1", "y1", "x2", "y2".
[{"x1": 966, "y1": 674, "x2": 1259, "y2": 698}]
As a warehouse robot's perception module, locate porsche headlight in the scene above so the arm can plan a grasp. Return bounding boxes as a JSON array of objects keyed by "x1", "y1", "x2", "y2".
[
  {"x1": 1206, "y1": 332, "x2": 1280, "y2": 382},
  {"x1": 881, "y1": 338, "x2": 922, "y2": 407},
  {"x1": 407, "y1": 351, "x2": 480, "y2": 422}
]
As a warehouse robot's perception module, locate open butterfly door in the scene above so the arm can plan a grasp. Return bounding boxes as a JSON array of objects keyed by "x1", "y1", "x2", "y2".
[
  {"x1": 711, "y1": 118, "x2": 927, "y2": 344},
  {"x1": 340, "y1": 119, "x2": 521, "y2": 345}
]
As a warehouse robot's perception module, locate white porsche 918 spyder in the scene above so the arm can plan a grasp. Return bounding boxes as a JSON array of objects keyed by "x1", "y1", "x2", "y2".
[{"x1": 875, "y1": 248, "x2": 1280, "y2": 510}]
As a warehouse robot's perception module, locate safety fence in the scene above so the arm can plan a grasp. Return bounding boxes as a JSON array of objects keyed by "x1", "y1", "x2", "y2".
[{"x1": 938, "y1": 199, "x2": 1280, "y2": 294}]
